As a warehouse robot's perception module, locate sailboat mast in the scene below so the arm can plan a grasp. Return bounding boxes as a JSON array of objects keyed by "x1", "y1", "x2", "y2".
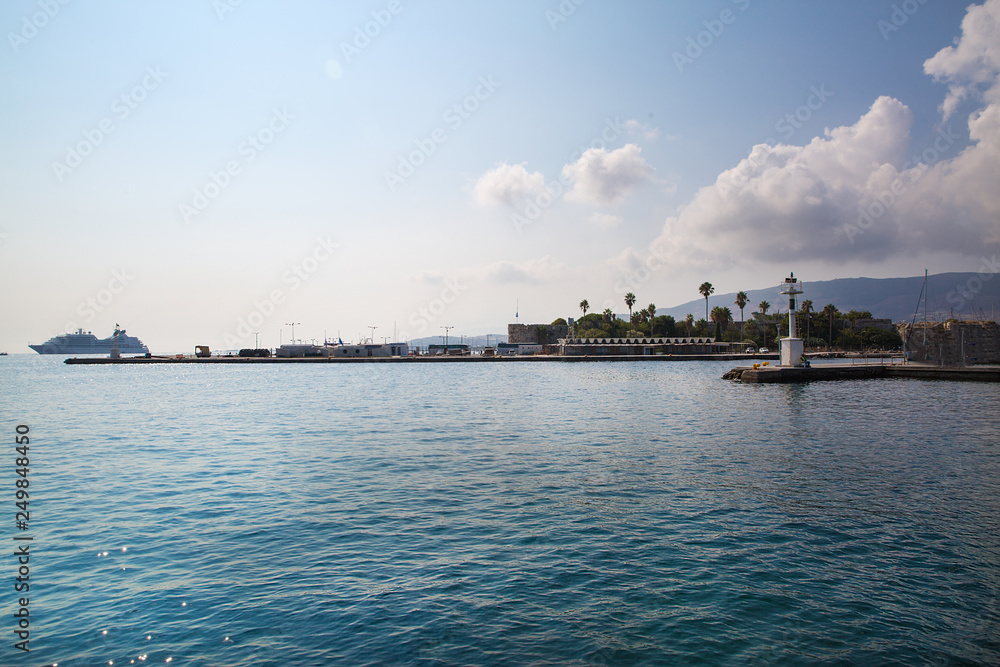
[{"x1": 923, "y1": 269, "x2": 928, "y2": 345}]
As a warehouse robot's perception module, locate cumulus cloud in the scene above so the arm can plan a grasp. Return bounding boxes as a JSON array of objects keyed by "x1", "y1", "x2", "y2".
[
  {"x1": 923, "y1": 0, "x2": 1000, "y2": 119},
  {"x1": 480, "y1": 256, "x2": 564, "y2": 284},
  {"x1": 648, "y1": 89, "x2": 998, "y2": 267},
  {"x1": 641, "y1": 2, "x2": 1000, "y2": 272},
  {"x1": 562, "y1": 144, "x2": 656, "y2": 205},
  {"x1": 473, "y1": 162, "x2": 547, "y2": 206}
]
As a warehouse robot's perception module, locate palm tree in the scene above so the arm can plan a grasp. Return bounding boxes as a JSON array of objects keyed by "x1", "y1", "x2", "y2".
[
  {"x1": 685, "y1": 313, "x2": 694, "y2": 337},
  {"x1": 645, "y1": 303, "x2": 657, "y2": 337},
  {"x1": 735, "y1": 291, "x2": 748, "y2": 340},
  {"x1": 800, "y1": 299, "x2": 813, "y2": 344},
  {"x1": 624, "y1": 292, "x2": 636, "y2": 335},
  {"x1": 580, "y1": 299, "x2": 589, "y2": 318},
  {"x1": 759, "y1": 300, "x2": 770, "y2": 348},
  {"x1": 822, "y1": 303, "x2": 838, "y2": 349},
  {"x1": 699, "y1": 282, "x2": 714, "y2": 323},
  {"x1": 710, "y1": 306, "x2": 733, "y2": 340}
]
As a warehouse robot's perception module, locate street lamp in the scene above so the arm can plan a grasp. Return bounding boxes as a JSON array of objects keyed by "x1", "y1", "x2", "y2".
[
  {"x1": 368, "y1": 326, "x2": 377, "y2": 344},
  {"x1": 285, "y1": 322, "x2": 300, "y2": 344},
  {"x1": 441, "y1": 325, "x2": 454, "y2": 349}
]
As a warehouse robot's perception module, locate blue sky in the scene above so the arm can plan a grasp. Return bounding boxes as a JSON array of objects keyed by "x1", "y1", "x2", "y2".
[{"x1": 2, "y1": 0, "x2": 998, "y2": 352}]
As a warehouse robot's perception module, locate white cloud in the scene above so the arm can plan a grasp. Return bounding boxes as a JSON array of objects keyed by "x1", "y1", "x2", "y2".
[
  {"x1": 589, "y1": 212, "x2": 623, "y2": 228},
  {"x1": 637, "y1": 3, "x2": 1000, "y2": 272},
  {"x1": 408, "y1": 270, "x2": 447, "y2": 285},
  {"x1": 562, "y1": 144, "x2": 656, "y2": 206},
  {"x1": 606, "y1": 247, "x2": 645, "y2": 275},
  {"x1": 480, "y1": 256, "x2": 564, "y2": 284},
  {"x1": 923, "y1": 0, "x2": 1000, "y2": 119},
  {"x1": 646, "y1": 81, "x2": 1000, "y2": 270},
  {"x1": 473, "y1": 162, "x2": 547, "y2": 206},
  {"x1": 624, "y1": 119, "x2": 663, "y2": 140}
]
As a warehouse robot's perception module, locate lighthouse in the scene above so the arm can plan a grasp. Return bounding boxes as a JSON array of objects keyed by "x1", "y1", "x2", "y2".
[{"x1": 779, "y1": 272, "x2": 804, "y2": 366}]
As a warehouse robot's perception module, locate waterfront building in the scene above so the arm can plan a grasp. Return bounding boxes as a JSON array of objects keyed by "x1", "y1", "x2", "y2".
[
  {"x1": 332, "y1": 342, "x2": 409, "y2": 358},
  {"x1": 497, "y1": 342, "x2": 543, "y2": 356},
  {"x1": 556, "y1": 336, "x2": 726, "y2": 356},
  {"x1": 275, "y1": 342, "x2": 409, "y2": 358}
]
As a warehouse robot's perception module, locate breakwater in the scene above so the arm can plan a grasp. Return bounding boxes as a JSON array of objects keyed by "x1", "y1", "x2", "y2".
[
  {"x1": 65, "y1": 353, "x2": 766, "y2": 365},
  {"x1": 724, "y1": 364, "x2": 1000, "y2": 383}
]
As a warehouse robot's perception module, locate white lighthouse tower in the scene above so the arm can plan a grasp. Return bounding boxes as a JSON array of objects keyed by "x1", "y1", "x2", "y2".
[{"x1": 779, "y1": 272, "x2": 804, "y2": 367}]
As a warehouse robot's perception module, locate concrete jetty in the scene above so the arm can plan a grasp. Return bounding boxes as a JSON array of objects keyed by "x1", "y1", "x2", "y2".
[
  {"x1": 723, "y1": 363, "x2": 1000, "y2": 383},
  {"x1": 65, "y1": 353, "x2": 771, "y2": 365}
]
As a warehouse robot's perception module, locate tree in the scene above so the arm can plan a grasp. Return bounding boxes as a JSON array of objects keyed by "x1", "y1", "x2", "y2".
[
  {"x1": 647, "y1": 303, "x2": 656, "y2": 321},
  {"x1": 822, "y1": 303, "x2": 839, "y2": 348},
  {"x1": 735, "y1": 291, "x2": 748, "y2": 340},
  {"x1": 844, "y1": 310, "x2": 873, "y2": 325},
  {"x1": 758, "y1": 300, "x2": 771, "y2": 348},
  {"x1": 699, "y1": 282, "x2": 714, "y2": 323},
  {"x1": 711, "y1": 306, "x2": 733, "y2": 340},
  {"x1": 579, "y1": 299, "x2": 589, "y2": 318},
  {"x1": 859, "y1": 327, "x2": 903, "y2": 350},
  {"x1": 624, "y1": 292, "x2": 636, "y2": 335},
  {"x1": 800, "y1": 299, "x2": 813, "y2": 344},
  {"x1": 651, "y1": 315, "x2": 675, "y2": 337},
  {"x1": 685, "y1": 313, "x2": 694, "y2": 337}
]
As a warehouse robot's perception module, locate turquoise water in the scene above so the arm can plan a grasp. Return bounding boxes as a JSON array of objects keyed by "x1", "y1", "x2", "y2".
[{"x1": 2, "y1": 356, "x2": 999, "y2": 665}]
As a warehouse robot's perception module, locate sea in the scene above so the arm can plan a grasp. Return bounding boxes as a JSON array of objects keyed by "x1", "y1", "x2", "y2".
[{"x1": 1, "y1": 354, "x2": 998, "y2": 666}]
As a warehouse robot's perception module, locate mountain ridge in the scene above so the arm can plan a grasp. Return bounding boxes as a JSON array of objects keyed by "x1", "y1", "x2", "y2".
[{"x1": 652, "y1": 272, "x2": 1000, "y2": 324}]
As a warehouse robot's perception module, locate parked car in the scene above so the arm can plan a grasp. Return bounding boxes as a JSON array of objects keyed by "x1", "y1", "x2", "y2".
[
  {"x1": 745, "y1": 347, "x2": 755, "y2": 354},
  {"x1": 759, "y1": 347, "x2": 770, "y2": 354}
]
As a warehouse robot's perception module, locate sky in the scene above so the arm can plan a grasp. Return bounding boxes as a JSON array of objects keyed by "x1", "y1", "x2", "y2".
[{"x1": 1, "y1": 0, "x2": 999, "y2": 353}]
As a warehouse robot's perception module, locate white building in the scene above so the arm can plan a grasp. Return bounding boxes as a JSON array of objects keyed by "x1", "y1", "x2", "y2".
[{"x1": 331, "y1": 342, "x2": 408, "y2": 358}]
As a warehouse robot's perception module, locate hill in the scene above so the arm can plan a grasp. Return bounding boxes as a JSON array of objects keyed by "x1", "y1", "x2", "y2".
[
  {"x1": 655, "y1": 272, "x2": 1000, "y2": 324},
  {"x1": 407, "y1": 334, "x2": 508, "y2": 349}
]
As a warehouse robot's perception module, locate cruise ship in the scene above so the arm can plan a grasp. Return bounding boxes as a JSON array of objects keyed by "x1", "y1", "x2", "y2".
[{"x1": 29, "y1": 326, "x2": 149, "y2": 355}]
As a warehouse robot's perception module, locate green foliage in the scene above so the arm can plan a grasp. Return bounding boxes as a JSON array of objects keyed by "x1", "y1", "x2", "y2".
[
  {"x1": 551, "y1": 318, "x2": 567, "y2": 326},
  {"x1": 578, "y1": 328, "x2": 606, "y2": 339},
  {"x1": 858, "y1": 327, "x2": 902, "y2": 349},
  {"x1": 577, "y1": 313, "x2": 605, "y2": 329},
  {"x1": 650, "y1": 315, "x2": 676, "y2": 337},
  {"x1": 837, "y1": 329, "x2": 861, "y2": 350}
]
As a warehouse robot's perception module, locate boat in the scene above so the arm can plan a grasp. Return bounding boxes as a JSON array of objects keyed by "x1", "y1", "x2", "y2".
[{"x1": 29, "y1": 325, "x2": 149, "y2": 355}]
